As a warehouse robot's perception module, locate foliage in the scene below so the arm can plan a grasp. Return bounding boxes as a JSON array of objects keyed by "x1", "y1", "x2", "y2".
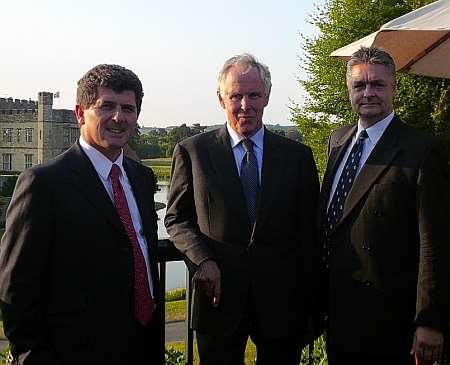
[
  {"x1": 293, "y1": 0, "x2": 450, "y2": 178},
  {"x1": 165, "y1": 300, "x2": 186, "y2": 323},
  {"x1": 165, "y1": 288, "x2": 186, "y2": 302},
  {"x1": 165, "y1": 347, "x2": 185, "y2": 364},
  {"x1": 0, "y1": 176, "x2": 18, "y2": 197},
  {"x1": 131, "y1": 124, "x2": 206, "y2": 159}
]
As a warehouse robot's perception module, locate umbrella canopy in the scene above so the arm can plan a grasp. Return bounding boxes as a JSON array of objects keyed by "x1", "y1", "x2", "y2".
[{"x1": 331, "y1": 0, "x2": 450, "y2": 78}]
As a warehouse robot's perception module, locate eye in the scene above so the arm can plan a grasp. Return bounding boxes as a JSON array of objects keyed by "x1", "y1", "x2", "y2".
[
  {"x1": 98, "y1": 102, "x2": 114, "y2": 110},
  {"x1": 230, "y1": 94, "x2": 242, "y2": 102},
  {"x1": 122, "y1": 104, "x2": 136, "y2": 113},
  {"x1": 249, "y1": 92, "x2": 262, "y2": 100}
]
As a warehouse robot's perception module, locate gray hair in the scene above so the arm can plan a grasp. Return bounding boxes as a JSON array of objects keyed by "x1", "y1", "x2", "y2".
[
  {"x1": 218, "y1": 53, "x2": 272, "y2": 96},
  {"x1": 347, "y1": 47, "x2": 396, "y2": 82}
]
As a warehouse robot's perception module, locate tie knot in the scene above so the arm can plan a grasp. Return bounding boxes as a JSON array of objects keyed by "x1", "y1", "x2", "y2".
[
  {"x1": 358, "y1": 130, "x2": 368, "y2": 141},
  {"x1": 110, "y1": 163, "x2": 121, "y2": 180},
  {"x1": 241, "y1": 139, "x2": 254, "y2": 152}
]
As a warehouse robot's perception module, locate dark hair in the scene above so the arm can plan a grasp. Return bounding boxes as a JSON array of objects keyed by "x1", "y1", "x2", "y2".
[
  {"x1": 76, "y1": 64, "x2": 144, "y2": 114},
  {"x1": 347, "y1": 47, "x2": 396, "y2": 82}
]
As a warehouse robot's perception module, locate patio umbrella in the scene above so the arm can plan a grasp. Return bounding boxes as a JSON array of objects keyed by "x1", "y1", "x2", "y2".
[{"x1": 330, "y1": 0, "x2": 450, "y2": 78}]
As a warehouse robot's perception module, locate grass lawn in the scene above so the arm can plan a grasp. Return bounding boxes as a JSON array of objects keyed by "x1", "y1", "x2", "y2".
[
  {"x1": 166, "y1": 340, "x2": 257, "y2": 365},
  {"x1": 142, "y1": 158, "x2": 172, "y2": 181},
  {"x1": 0, "y1": 321, "x2": 4, "y2": 338},
  {"x1": 143, "y1": 158, "x2": 172, "y2": 166},
  {"x1": 165, "y1": 300, "x2": 186, "y2": 322}
]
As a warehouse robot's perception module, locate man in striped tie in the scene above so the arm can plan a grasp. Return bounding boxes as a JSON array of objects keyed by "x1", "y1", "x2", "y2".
[{"x1": 320, "y1": 47, "x2": 450, "y2": 365}]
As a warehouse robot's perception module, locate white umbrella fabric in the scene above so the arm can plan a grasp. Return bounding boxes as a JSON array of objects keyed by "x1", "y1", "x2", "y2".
[{"x1": 331, "y1": 0, "x2": 450, "y2": 78}]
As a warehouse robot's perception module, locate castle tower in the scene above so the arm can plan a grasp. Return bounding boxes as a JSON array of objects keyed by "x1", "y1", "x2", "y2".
[{"x1": 37, "y1": 92, "x2": 54, "y2": 164}]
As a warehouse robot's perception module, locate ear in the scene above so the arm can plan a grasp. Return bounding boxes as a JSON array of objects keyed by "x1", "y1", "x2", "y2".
[
  {"x1": 217, "y1": 90, "x2": 225, "y2": 109},
  {"x1": 74, "y1": 105, "x2": 85, "y2": 127},
  {"x1": 263, "y1": 92, "x2": 270, "y2": 107}
]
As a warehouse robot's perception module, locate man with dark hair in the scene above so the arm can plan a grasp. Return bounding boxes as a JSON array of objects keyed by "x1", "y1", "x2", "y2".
[
  {"x1": 165, "y1": 53, "x2": 321, "y2": 365},
  {"x1": 0, "y1": 64, "x2": 161, "y2": 364},
  {"x1": 320, "y1": 47, "x2": 450, "y2": 364}
]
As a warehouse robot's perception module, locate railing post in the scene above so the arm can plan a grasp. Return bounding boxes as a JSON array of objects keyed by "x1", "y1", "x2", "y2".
[
  {"x1": 159, "y1": 259, "x2": 167, "y2": 362},
  {"x1": 184, "y1": 267, "x2": 194, "y2": 365}
]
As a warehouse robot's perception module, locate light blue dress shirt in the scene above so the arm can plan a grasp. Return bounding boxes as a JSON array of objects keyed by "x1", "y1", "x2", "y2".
[{"x1": 226, "y1": 123, "x2": 264, "y2": 183}]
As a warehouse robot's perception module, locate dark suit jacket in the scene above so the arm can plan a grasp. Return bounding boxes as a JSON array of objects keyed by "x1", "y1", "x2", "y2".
[
  {"x1": 165, "y1": 125, "x2": 320, "y2": 339},
  {"x1": 319, "y1": 116, "x2": 450, "y2": 355},
  {"x1": 0, "y1": 142, "x2": 160, "y2": 364}
]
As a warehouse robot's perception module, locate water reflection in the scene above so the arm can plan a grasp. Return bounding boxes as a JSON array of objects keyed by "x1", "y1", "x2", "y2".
[{"x1": 155, "y1": 183, "x2": 186, "y2": 291}]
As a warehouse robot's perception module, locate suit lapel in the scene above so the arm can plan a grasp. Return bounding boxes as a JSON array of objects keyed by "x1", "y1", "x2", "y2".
[
  {"x1": 320, "y1": 125, "x2": 356, "y2": 221},
  {"x1": 255, "y1": 129, "x2": 283, "y2": 229},
  {"x1": 65, "y1": 142, "x2": 125, "y2": 236},
  {"x1": 338, "y1": 117, "x2": 401, "y2": 228},
  {"x1": 208, "y1": 125, "x2": 250, "y2": 228}
]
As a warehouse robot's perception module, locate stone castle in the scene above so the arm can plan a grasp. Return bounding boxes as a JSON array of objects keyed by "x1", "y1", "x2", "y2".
[{"x1": 0, "y1": 92, "x2": 79, "y2": 172}]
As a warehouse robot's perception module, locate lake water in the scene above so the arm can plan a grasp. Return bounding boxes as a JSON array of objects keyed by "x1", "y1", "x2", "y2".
[{"x1": 155, "y1": 184, "x2": 187, "y2": 291}]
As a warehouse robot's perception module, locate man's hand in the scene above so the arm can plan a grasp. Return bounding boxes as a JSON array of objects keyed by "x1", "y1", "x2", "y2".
[
  {"x1": 193, "y1": 260, "x2": 221, "y2": 307},
  {"x1": 410, "y1": 326, "x2": 443, "y2": 364}
]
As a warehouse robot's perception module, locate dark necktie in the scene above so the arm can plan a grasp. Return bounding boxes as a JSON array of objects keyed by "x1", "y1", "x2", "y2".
[
  {"x1": 240, "y1": 139, "x2": 259, "y2": 225},
  {"x1": 110, "y1": 164, "x2": 154, "y2": 326},
  {"x1": 325, "y1": 130, "x2": 368, "y2": 237}
]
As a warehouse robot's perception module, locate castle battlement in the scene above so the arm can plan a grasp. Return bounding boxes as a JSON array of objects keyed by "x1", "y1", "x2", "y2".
[{"x1": 0, "y1": 97, "x2": 38, "y2": 110}]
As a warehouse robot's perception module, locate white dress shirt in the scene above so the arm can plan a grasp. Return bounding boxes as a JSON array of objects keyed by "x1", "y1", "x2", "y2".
[
  {"x1": 327, "y1": 112, "x2": 394, "y2": 211},
  {"x1": 226, "y1": 123, "x2": 264, "y2": 183},
  {"x1": 79, "y1": 137, "x2": 154, "y2": 297}
]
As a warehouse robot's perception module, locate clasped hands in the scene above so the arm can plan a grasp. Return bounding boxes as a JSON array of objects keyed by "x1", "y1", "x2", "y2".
[{"x1": 193, "y1": 259, "x2": 221, "y2": 307}]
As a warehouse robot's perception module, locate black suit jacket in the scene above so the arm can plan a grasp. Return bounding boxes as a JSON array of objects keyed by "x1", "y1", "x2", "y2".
[
  {"x1": 165, "y1": 125, "x2": 321, "y2": 339},
  {"x1": 319, "y1": 116, "x2": 450, "y2": 355},
  {"x1": 0, "y1": 142, "x2": 160, "y2": 364}
]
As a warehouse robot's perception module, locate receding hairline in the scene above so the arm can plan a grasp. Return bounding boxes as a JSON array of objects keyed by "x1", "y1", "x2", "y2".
[{"x1": 218, "y1": 53, "x2": 272, "y2": 96}]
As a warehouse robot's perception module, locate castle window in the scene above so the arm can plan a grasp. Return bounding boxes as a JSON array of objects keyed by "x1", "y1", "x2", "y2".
[
  {"x1": 25, "y1": 154, "x2": 33, "y2": 169},
  {"x1": 2, "y1": 128, "x2": 12, "y2": 143},
  {"x1": 2, "y1": 154, "x2": 12, "y2": 171},
  {"x1": 17, "y1": 128, "x2": 21, "y2": 142},
  {"x1": 25, "y1": 128, "x2": 33, "y2": 143}
]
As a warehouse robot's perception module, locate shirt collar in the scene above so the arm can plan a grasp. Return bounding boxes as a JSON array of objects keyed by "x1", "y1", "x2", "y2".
[
  {"x1": 79, "y1": 136, "x2": 124, "y2": 180},
  {"x1": 226, "y1": 122, "x2": 265, "y2": 150},
  {"x1": 357, "y1": 111, "x2": 394, "y2": 145}
]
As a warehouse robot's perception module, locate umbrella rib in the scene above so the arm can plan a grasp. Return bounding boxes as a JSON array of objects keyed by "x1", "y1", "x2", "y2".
[{"x1": 400, "y1": 32, "x2": 450, "y2": 72}]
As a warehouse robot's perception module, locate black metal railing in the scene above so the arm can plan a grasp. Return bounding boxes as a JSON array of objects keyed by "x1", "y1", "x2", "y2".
[{"x1": 158, "y1": 238, "x2": 194, "y2": 365}]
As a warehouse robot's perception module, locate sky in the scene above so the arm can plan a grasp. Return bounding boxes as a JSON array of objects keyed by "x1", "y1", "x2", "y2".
[{"x1": 0, "y1": 0, "x2": 324, "y2": 127}]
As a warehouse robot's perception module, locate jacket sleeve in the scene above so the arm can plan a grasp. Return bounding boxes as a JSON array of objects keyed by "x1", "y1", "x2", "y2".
[
  {"x1": 0, "y1": 169, "x2": 59, "y2": 364},
  {"x1": 164, "y1": 143, "x2": 215, "y2": 266},
  {"x1": 414, "y1": 140, "x2": 450, "y2": 331}
]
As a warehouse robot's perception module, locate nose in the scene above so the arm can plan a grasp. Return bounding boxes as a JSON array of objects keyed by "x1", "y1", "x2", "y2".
[
  {"x1": 240, "y1": 96, "x2": 250, "y2": 110},
  {"x1": 111, "y1": 106, "x2": 125, "y2": 123},
  {"x1": 363, "y1": 84, "x2": 375, "y2": 97}
]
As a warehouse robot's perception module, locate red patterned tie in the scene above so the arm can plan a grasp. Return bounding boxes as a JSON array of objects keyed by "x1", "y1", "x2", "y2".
[{"x1": 110, "y1": 163, "x2": 154, "y2": 326}]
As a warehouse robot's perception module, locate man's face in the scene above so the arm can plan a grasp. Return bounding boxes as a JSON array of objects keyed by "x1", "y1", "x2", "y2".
[
  {"x1": 218, "y1": 65, "x2": 269, "y2": 138},
  {"x1": 347, "y1": 63, "x2": 395, "y2": 128},
  {"x1": 75, "y1": 86, "x2": 138, "y2": 161}
]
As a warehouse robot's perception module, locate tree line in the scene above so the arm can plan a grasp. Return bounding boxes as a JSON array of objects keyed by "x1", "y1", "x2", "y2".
[
  {"x1": 292, "y1": 0, "x2": 450, "y2": 179},
  {"x1": 129, "y1": 123, "x2": 302, "y2": 160}
]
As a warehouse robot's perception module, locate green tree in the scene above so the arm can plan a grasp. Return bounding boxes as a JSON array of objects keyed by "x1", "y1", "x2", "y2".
[
  {"x1": 292, "y1": 0, "x2": 450, "y2": 178},
  {"x1": 165, "y1": 124, "x2": 204, "y2": 157}
]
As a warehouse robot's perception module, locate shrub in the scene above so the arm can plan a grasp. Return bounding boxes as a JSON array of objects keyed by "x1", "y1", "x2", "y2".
[
  {"x1": 165, "y1": 288, "x2": 186, "y2": 302},
  {"x1": 165, "y1": 347, "x2": 185, "y2": 364}
]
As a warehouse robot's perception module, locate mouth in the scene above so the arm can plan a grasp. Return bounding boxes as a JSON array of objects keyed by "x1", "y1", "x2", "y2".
[{"x1": 106, "y1": 127, "x2": 126, "y2": 135}]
